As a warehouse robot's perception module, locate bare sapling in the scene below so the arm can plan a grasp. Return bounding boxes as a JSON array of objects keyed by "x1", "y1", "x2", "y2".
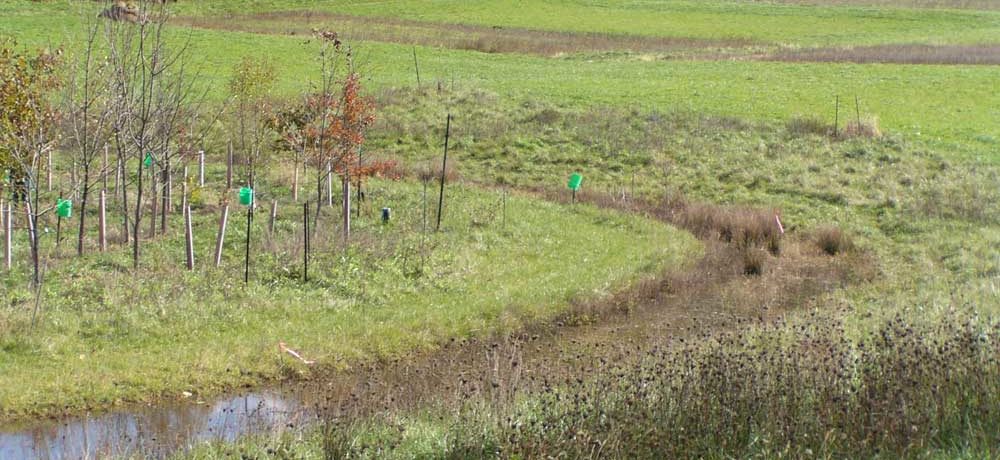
[{"x1": 103, "y1": 2, "x2": 200, "y2": 269}]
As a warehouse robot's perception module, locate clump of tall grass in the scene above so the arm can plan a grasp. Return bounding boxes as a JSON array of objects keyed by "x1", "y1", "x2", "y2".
[
  {"x1": 814, "y1": 225, "x2": 853, "y2": 255},
  {"x1": 842, "y1": 115, "x2": 882, "y2": 139},
  {"x1": 675, "y1": 202, "x2": 783, "y2": 256},
  {"x1": 786, "y1": 114, "x2": 833, "y2": 138}
]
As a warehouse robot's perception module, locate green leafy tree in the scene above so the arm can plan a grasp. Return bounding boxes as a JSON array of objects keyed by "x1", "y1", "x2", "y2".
[{"x1": 0, "y1": 38, "x2": 61, "y2": 287}]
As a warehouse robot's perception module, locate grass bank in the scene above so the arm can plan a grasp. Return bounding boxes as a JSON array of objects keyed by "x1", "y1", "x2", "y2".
[{"x1": 0, "y1": 180, "x2": 698, "y2": 422}]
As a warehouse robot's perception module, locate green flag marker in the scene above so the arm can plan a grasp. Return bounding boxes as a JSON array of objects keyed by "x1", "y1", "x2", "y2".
[
  {"x1": 239, "y1": 187, "x2": 254, "y2": 206},
  {"x1": 568, "y1": 173, "x2": 583, "y2": 191},
  {"x1": 56, "y1": 199, "x2": 73, "y2": 218},
  {"x1": 143, "y1": 153, "x2": 153, "y2": 168}
]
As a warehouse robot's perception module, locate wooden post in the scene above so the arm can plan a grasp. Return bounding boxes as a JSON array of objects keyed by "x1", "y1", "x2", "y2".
[
  {"x1": 855, "y1": 95, "x2": 861, "y2": 128},
  {"x1": 326, "y1": 162, "x2": 333, "y2": 207},
  {"x1": 24, "y1": 201, "x2": 35, "y2": 264},
  {"x1": 98, "y1": 189, "x2": 107, "y2": 252},
  {"x1": 412, "y1": 46, "x2": 421, "y2": 87},
  {"x1": 184, "y1": 204, "x2": 194, "y2": 270},
  {"x1": 113, "y1": 155, "x2": 122, "y2": 205},
  {"x1": 226, "y1": 141, "x2": 233, "y2": 190},
  {"x1": 342, "y1": 176, "x2": 350, "y2": 240},
  {"x1": 181, "y1": 182, "x2": 188, "y2": 211},
  {"x1": 103, "y1": 144, "x2": 109, "y2": 192},
  {"x1": 214, "y1": 203, "x2": 229, "y2": 267},
  {"x1": 269, "y1": 200, "x2": 278, "y2": 234},
  {"x1": 46, "y1": 151, "x2": 52, "y2": 192},
  {"x1": 149, "y1": 165, "x2": 158, "y2": 238},
  {"x1": 4, "y1": 202, "x2": 11, "y2": 270},
  {"x1": 302, "y1": 201, "x2": 309, "y2": 282},
  {"x1": 436, "y1": 113, "x2": 451, "y2": 232},
  {"x1": 502, "y1": 188, "x2": 507, "y2": 228},
  {"x1": 292, "y1": 160, "x2": 299, "y2": 202},
  {"x1": 56, "y1": 189, "x2": 63, "y2": 249},
  {"x1": 244, "y1": 204, "x2": 252, "y2": 284},
  {"x1": 198, "y1": 150, "x2": 205, "y2": 187}
]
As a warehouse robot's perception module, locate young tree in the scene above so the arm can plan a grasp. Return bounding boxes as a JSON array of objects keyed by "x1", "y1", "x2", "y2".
[
  {"x1": 229, "y1": 56, "x2": 276, "y2": 190},
  {"x1": 63, "y1": 16, "x2": 115, "y2": 256},
  {"x1": 103, "y1": 2, "x2": 198, "y2": 269},
  {"x1": 299, "y1": 32, "x2": 388, "y2": 239},
  {"x1": 0, "y1": 39, "x2": 61, "y2": 287}
]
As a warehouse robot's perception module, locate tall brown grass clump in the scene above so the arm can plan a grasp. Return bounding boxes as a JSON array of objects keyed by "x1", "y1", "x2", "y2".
[
  {"x1": 676, "y1": 203, "x2": 782, "y2": 255},
  {"x1": 814, "y1": 225, "x2": 852, "y2": 255},
  {"x1": 786, "y1": 115, "x2": 832, "y2": 137},
  {"x1": 842, "y1": 115, "x2": 881, "y2": 139}
]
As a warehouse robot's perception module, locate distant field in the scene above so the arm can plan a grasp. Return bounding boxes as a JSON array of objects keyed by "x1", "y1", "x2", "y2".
[
  {"x1": 2, "y1": 2, "x2": 998, "y2": 162},
  {"x1": 164, "y1": 0, "x2": 1000, "y2": 46}
]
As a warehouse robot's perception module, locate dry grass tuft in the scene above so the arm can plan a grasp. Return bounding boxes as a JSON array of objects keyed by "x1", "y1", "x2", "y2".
[
  {"x1": 842, "y1": 116, "x2": 882, "y2": 139},
  {"x1": 741, "y1": 247, "x2": 767, "y2": 276},
  {"x1": 814, "y1": 225, "x2": 852, "y2": 255},
  {"x1": 786, "y1": 115, "x2": 833, "y2": 137},
  {"x1": 675, "y1": 202, "x2": 783, "y2": 254}
]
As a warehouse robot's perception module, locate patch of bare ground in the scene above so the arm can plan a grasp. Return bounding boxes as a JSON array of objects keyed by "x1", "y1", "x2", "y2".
[
  {"x1": 764, "y1": 43, "x2": 1000, "y2": 65},
  {"x1": 288, "y1": 188, "x2": 871, "y2": 423},
  {"x1": 174, "y1": 12, "x2": 756, "y2": 57}
]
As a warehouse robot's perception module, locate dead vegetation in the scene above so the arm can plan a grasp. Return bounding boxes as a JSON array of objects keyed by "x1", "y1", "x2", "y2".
[
  {"x1": 175, "y1": 11, "x2": 757, "y2": 57},
  {"x1": 766, "y1": 43, "x2": 1000, "y2": 65}
]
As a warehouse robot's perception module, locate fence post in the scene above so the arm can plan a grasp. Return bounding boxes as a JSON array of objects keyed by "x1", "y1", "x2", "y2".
[
  {"x1": 99, "y1": 189, "x2": 107, "y2": 252},
  {"x1": 269, "y1": 200, "x2": 278, "y2": 234},
  {"x1": 198, "y1": 150, "x2": 205, "y2": 187},
  {"x1": 214, "y1": 203, "x2": 229, "y2": 267},
  {"x1": 4, "y1": 202, "x2": 11, "y2": 270},
  {"x1": 185, "y1": 204, "x2": 195, "y2": 270}
]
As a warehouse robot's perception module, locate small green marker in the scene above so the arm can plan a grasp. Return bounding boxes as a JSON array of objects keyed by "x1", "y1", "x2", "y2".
[
  {"x1": 567, "y1": 173, "x2": 583, "y2": 204},
  {"x1": 239, "y1": 187, "x2": 254, "y2": 206},
  {"x1": 143, "y1": 153, "x2": 153, "y2": 168},
  {"x1": 567, "y1": 173, "x2": 583, "y2": 191},
  {"x1": 56, "y1": 199, "x2": 73, "y2": 218}
]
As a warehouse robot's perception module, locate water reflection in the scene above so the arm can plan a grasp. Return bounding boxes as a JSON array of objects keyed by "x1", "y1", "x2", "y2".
[{"x1": 0, "y1": 392, "x2": 310, "y2": 459}]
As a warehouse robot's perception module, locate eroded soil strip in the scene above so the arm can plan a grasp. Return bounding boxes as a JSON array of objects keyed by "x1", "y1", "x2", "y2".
[
  {"x1": 175, "y1": 11, "x2": 758, "y2": 57},
  {"x1": 177, "y1": 12, "x2": 1000, "y2": 65}
]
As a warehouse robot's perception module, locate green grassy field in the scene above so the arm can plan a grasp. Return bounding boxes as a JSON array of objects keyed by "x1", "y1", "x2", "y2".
[{"x1": 3, "y1": 1, "x2": 998, "y2": 162}]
